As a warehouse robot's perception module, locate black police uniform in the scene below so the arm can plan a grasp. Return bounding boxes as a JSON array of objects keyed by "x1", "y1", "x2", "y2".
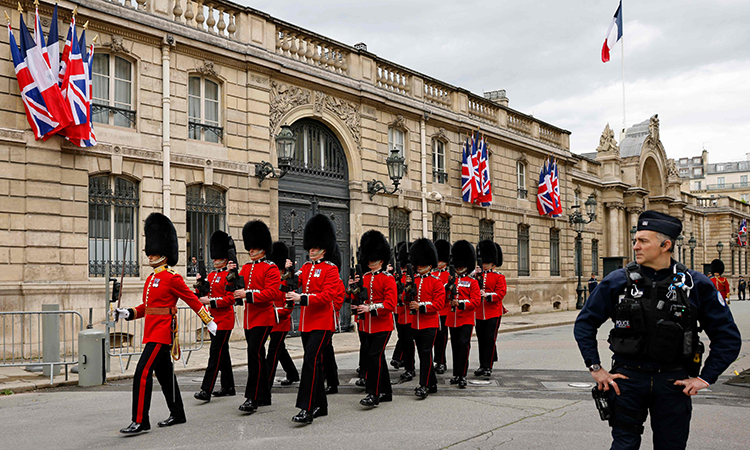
[{"x1": 575, "y1": 260, "x2": 741, "y2": 450}]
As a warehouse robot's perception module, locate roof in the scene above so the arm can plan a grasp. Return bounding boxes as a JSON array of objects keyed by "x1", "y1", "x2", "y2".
[{"x1": 620, "y1": 118, "x2": 651, "y2": 158}]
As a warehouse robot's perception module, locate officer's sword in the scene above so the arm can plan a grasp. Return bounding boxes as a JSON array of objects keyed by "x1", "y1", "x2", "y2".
[{"x1": 116, "y1": 221, "x2": 131, "y2": 309}]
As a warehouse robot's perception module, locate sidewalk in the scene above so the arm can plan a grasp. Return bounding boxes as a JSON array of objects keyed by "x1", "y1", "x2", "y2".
[{"x1": 0, "y1": 309, "x2": 579, "y2": 394}]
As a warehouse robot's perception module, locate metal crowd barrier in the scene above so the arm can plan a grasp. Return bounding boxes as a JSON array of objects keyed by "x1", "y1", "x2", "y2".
[
  {"x1": 0, "y1": 310, "x2": 84, "y2": 385},
  {"x1": 107, "y1": 306, "x2": 206, "y2": 373}
]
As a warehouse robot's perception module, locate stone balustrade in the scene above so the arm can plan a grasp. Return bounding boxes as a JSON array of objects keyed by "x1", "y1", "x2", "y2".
[
  {"x1": 424, "y1": 81, "x2": 452, "y2": 108},
  {"x1": 376, "y1": 63, "x2": 410, "y2": 95},
  {"x1": 275, "y1": 26, "x2": 349, "y2": 75},
  {"x1": 174, "y1": 1, "x2": 238, "y2": 39},
  {"x1": 507, "y1": 111, "x2": 533, "y2": 135},
  {"x1": 111, "y1": 0, "x2": 146, "y2": 10},
  {"x1": 468, "y1": 95, "x2": 498, "y2": 124},
  {"x1": 539, "y1": 123, "x2": 562, "y2": 147}
]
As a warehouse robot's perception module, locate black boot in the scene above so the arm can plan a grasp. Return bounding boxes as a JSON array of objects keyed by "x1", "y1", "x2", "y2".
[
  {"x1": 292, "y1": 409, "x2": 313, "y2": 424},
  {"x1": 325, "y1": 385, "x2": 338, "y2": 394},
  {"x1": 435, "y1": 364, "x2": 446, "y2": 374},
  {"x1": 212, "y1": 387, "x2": 236, "y2": 397},
  {"x1": 119, "y1": 422, "x2": 150, "y2": 434},
  {"x1": 157, "y1": 415, "x2": 186, "y2": 427},
  {"x1": 399, "y1": 370, "x2": 415, "y2": 382},
  {"x1": 238, "y1": 399, "x2": 258, "y2": 413},
  {"x1": 414, "y1": 385, "x2": 428, "y2": 399},
  {"x1": 360, "y1": 393, "x2": 380, "y2": 407},
  {"x1": 390, "y1": 359, "x2": 402, "y2": 369},
  {"x1": 355, "y1": 378, "x2": 366, "y2": 387},
  {"x1": 312, "y1": 406, "x2": 328, "y2": 418},
  {"x1": 378, "y1": 393, "x2": 393, "y2": 402},
  {"x1": 194, "y1": 390, "x2": 211, "y2": 402},
  {"x1": 458, "y1": 377, "x2": 468, "y2": 388},
  {"x1": 449, "y1": 376, "x2": 459, "y2": 385}
]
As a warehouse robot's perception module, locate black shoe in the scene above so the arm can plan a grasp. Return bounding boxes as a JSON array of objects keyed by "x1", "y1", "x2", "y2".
[
  {"x1": 279, "y1": 377, "x2": 298, "y2": 386},
  {"x1": 238, "y1": 399, "x2": 258, "y2": 413},
  {"x1": 360, "y1": 394, "x2": 379, "y2": 407},
  {"x1": 473, "y1": 367, "x2": 487, "y2": 376},
  {"x1": 399, "y1": 370, "x2": 415, "y2": 382},
  {"x1": 435, "y1": 364, "x2": 446, "y2": 374},
  {"x1": 292, "y1": 409, "x2": 313, "y2": 424},
  {"x1": 212, "y1": 387, "x2": 236, "y2": 397},
  {"x1": 428, "y1": 385, "x2": 438, "y2": 394},
  {"x1": 390, "y1": 359, "x2": 402, "y2": 369},
  {"x1": 483, "y1": 368, "x2": 492, "y2": 377},
  {"x1": 378, "y1": 393, "x2": 393, "y2": 402},
  {"x1": 325, "y1": 385, "x2": 338, "y2": 395},
  {"x1": 355, "y1": 378, "x2": 366, "y2": 387},
  {"x1": 458, "y1": 377, "x2": 467, "y2": 388},
  {"x1": 449, "y1": 376, "x2": 459, "y2": 385},
  {"x1": 157, "y1": 416, "x2": 186, "y2": 427},
  {"x1": 120, "y1": 422, "x2": 150, "y2": 434},
  {"x1": 312, "y1": 407, "x2": 328, "y2": 418},
  {"x1": 194, "y1": 390, "x2": 211, "y2": 402},
  {"x1": 257, "y1": 398, "x2": 272, "y2": 407},
  {"x1": 414, "y1": 385, "x2": 428, "y2": 399}
]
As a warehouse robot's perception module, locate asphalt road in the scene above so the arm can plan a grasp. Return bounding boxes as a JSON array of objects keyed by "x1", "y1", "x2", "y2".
[{"x1": 2, "y1": 302, "x2": 750, "y2": 449}]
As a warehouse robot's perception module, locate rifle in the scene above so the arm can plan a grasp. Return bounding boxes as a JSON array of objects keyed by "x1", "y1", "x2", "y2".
[
  {"x1": 224, "y1": 236, "x2": 245, "y2": 305},
  {"x1": 346, "y1": 250, "x2": 368, "y2": 320},
  {"x1": 473, "y1": 257, "x2": 484, "y2": 290},
  {"x1": 394, "y1": 250, "x2": 404, "y2": 305},
  {"x1": 116, "y1": 221, "x2": 130, "y2": 309},
  {"x1": 280, "y1": 244, "x2": 298, "y2": 309},
  {"x1": 193, "y1": 247, "x2": 210, "y2": 298},
  {"x1": 446, "y1": 264, "x2": 460, "y2": 312},
  {"x1": 405, "y1": 261, "x2": 418, "y2": 316}
]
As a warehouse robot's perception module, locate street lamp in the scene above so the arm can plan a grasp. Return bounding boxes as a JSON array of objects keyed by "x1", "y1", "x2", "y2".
[
  {"x1": 367, "y1": 147, "x2": 407, "y2": 200},
  {"x1": 676, "y1": 235, "x2": 684, "y2": 263},
  {"x1": 688, "y1": 234, "x2": 697, "y2": 270},
  {"x1": 570, "y1": 194, "x2": 597, "y2": 309},
  {"x1": 716, "y1": 241, "x2": 724, "y2": 260},
  {"x1": 630, "y1": 225, "x2": 637, "y2": 260},
  {"x1": 255, "y1": 124, "x2": 296, "y2": 186}
]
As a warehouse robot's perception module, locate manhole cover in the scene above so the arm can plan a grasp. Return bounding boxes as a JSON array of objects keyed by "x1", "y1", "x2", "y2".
[
  {"x1": 469, "y1": 380, "x2": 492, "y2": 386},
  {"x1": 569, "y1": 382, "x2": 593, "y2": 388}
]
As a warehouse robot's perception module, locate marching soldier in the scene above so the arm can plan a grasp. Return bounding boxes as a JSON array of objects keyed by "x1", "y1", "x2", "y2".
[
  {"x1": 474, "y1": 240, "x2": 507, "y2": 377},
  {"x1": 114, "y1": 213, "x2": 218, "y2": 434},
  {"x1": 233, "y1": 220, "x2": 280, "y2": 413},
  {"x1": 266, "y1": 241, "x2": 300, "y2": 388},
  {"x1": 391, "y1": 242, "x2": 416, "y2": 381},
  {"x1": 322, "y1": 242, "x2": 345, "y2": 395},
  {"x1": 447, "y1": 240, "x2": 481, "y2": 388},
  {"x1": 194, "y1": 231, "x2": 236, "y2": 402},
  {"x1": 350, "y1": 230, "x2": 397, "y2": 407},
  {"x1": 407, "y1": 238, "x2": 445, "y2": 399},
  {"x1": 432, "y1": 239, "x2": 452, "y2": 375},
  {"x1": 285, "y1": 214, "x2": 345, "y2": 424},
  {"x1": 710, "y1": 259, "x2": 731, "y2": 304}
]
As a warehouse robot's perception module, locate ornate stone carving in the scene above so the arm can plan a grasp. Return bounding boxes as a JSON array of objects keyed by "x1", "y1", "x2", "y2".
[
  {"x1": 269, "y1": 81, "x2": 311, "y2": 133},
  {"x1": 597, "y1": 123, "x2": 619, "y2": 154},
  {"x1": 196, "y1": 60, "x2": 217, "y2": 77},
  {"x1": 605, "y1": 201, "x2": 626, "y2": 210},
  {"x1": 648, "y1": 114, "x2": 660, "y2": 142},
  {"x1": 322, "y1": 94, "x2": 361, "y2": 147},
  {"x1": 667, "y1": 159, "x2": 679, "y2": 179},
  {"x1": 433, "y1": 127, "x2": 448, "y2": 142},
  {"x1": 105, "y1": 35, "x2": 130, "y2": 54},
  {"x1": 627, "y1": 207, "x2": 644, "y2": 215},
  {"x1": 313, "y1": 91, "x2": 326, "y2": 117},
  {"x1": 389, "y1": 114, "x2": 406, "y2": 130}
]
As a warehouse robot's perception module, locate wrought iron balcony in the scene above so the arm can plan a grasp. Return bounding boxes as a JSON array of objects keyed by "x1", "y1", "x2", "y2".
[
  {"x1": 189, "y1": 121, "x2": 224, "y2": 141},
  {"x1": 91, "y1": 104, "x2": 137, "y2": 127}
]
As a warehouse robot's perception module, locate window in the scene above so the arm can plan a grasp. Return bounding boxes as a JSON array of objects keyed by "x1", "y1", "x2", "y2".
[
  {"x1": 592, "y1": 239, "x2": 599, "y2": 275},
  {"x1": 574, "y1": 235, "x2": 582, "y2": 278},
  {"x1": 717, "y1": 177, "x2": 725, "y2": 187},
  {"x1": 388, "y1": 127, "x2": 405, "y2": 157},
  {"x1": 679, "y1": 168, "x2": 688, "y2": 176},
  {"x1": 679, "y1": 158, "x2": 688, "y2": 165},
  {"x1": 693, "y1": 167, "x2": 702, "y2": 176},
  {"x1": 694, "y1": 181, "x2": 702, "y2": 190},
  {"x1": 189, "y1": 76, "x2": 222, "y2": 143},
  {"x1": 741, "y1": 175, "x2": 748, "y2": 186},
  {"x1": 186, "y1": 185, "x2": 226, "y2": 275},
  {"x1": 88, "y1": 175, "x2": 139, "y2": 277},
  {"x1": 432, "y1": 139, "x2": 447, "y2": 183},
  {"x1": 388, "y1": 208, "x2": 410, "y2": 250},
  {"x1": 574, "y1": 188, "x2": 581, "y2": 206},
  {"x1": 741, "y1": 194, "x2": 749, "y2": 203},
  {"x1": 716, "y1": 165, "x2": 725, "y2": 172},
  {"x1": 91, "y1": 54, "x2": 135, "y2": 127},
  {"x1": 692, "y1": 157, "x2": 702, "y2": 165},
  {"x1": 433, "y1": 214, "x2": 450, "y2": 242},
  {"x1": 518, "y1": 224, "x2": 529, "y2": 276},
  {"x1": 479, "y1": 219, "x2": 494, "y2": 241},
  {"x1": 549, "y1": 228, "x2": 560, "y2": 276},
  {"x1": 517, "y1": 161, "x2": 527, "y2": 199}
]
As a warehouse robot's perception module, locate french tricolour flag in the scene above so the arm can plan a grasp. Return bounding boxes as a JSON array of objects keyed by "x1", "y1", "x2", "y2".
[{"x1": 601, "y1": 1, "x2": 623, "y2": 63}]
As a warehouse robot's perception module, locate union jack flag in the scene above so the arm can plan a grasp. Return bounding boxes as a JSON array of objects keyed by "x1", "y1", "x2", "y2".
[
  {"x1": 537, "y1": 159, "x2": 555, "y2": 215},
  {"x1": 461, "y1": 136, "x2": 479, "y2": 203},
  {"x1": 59, "y1": 22, "x2": 89, "y2": 134},
  {"x1": 477, "y1": 135, "x2": 493, "y2": 206},
  {"x1": 738, "y1": 219, "x2": 748, "y2": 247},
  {"x1": 550, "y1": 158, "x2": 563, "y2": 216},
  {"x1": 65, "y1": 37, "x2": 97, "y2": 148}
]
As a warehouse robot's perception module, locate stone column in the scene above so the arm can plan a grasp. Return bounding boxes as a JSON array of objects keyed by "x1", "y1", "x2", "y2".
[{"x1": 608, "y1": 204, "x2": 619, "y2": 256}]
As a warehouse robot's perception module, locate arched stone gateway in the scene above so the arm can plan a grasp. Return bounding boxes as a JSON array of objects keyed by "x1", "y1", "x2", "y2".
[{"x1": 641, "y1": 156, "x2": 664, "y2": 197}]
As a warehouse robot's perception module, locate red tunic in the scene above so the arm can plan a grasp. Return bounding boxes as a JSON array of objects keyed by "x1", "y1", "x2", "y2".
[
  {"x1": 357, "y1": 270, "x2": 397, "y2": 334},
  {"x1": 202, "y1": 269, "x2": 235, "y2": 330},
  {"x1": 410, "y1": 273, "x2": 445, "y2": 330},
  {"x1": 447, "y1": 275, "x2": 480, "y2": 327},
  {"x1": 476, "y1": 271, "x2": 507, "y2": 320},
  {"x1": 131, "y1": 266, "x2": 208, "y2": 345},
  {"x1": 711, "y1": 276, "x2": 730, "y2": 300},
  {"x1": 396, "y1": 273, "x2": 412, "y2": 326},
  {"x1": 433, "y1": 268, "x2": 451, "y2": 317},
  {"x1": 239, "y1": 259, "x2": 281, "y2": 329},
  {"x1": 272, "y1": 276, "x2": 292, "y2": 333},
  {"x1": 298, "y1": 260, "x2": 344, "y2": 332}
]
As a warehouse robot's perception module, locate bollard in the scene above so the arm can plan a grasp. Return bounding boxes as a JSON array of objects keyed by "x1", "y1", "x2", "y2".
[
  {"x1": 78, "y1": 308, "x2": 106, "y2": 387},
  {"x1": 42, "y1": 304, "x2": 61, "y2": 377}
]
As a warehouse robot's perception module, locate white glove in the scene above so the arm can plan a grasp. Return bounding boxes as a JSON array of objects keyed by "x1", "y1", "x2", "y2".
[
  {"x1": 113, "y1": 308, "x2": 130, "y2": 322},
  {"x1": 207, "y1": 320, "x2": 217, "y2": 336}
]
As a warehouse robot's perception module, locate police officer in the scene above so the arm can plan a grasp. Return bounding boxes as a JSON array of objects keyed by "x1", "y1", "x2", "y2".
[
  {"x1": 574, "y1": 210, "x2": 741, "y2": 450},
  {"x1": 588, "y1": 273, "x2": 598, "y2": 296},
  {"x1": 432, "y1": 239, "x2": 452, "y2": 375},
  {"x1": 114, "y1": 213, "x2": 218, "y2": 434}
]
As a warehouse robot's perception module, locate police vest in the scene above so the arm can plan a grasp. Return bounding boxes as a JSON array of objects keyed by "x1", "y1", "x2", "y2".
[{"x1": 608, "y1": 262, "x2": 700, "y2": 366}]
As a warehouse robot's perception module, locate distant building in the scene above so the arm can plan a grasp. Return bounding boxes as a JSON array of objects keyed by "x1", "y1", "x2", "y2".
[{"x1": 678, "y1": 151, "x2": 750, "y2": 203}]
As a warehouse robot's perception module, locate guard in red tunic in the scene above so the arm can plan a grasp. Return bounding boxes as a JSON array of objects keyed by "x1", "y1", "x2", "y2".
[
  {"x1": 391, "y1": 242, "x2": 416, "y2": 381},
  {"x1": 350, "y1": 230, "x2": 397, "y2": 407},
  {"x1": 114, "y1": 213, "x2": 217, "y2": 434},
  {"x1": 266, "y1": 241, "x2": 300, "y2": 388},
  {"x1": 432, "y1": 239, "x2": 452, "y2": 375},
  {"x1": 710, "y1": 259, "x2": 731, "y2": 304},
  {"x1": 474, "y1": 240, "x2": 507, "y2": 377},
  {"x1": 233, "y1": 220, "x2": 280, "y2": 413},
  {"x1": 407, "y1": 238, "x2": 445, "y2": 399},
  {"x1": 322, "y1": 243, "x2": 345, "y2": 394},
  {"x1": 285, "y1": 214, "x2": 345, "y2": 425},
  {"x1": 446, "y1": 240, "x2": 480, "y2": 388},
  {"x1": 194, "y1": 231, "x2": 236, "y2": 402}
]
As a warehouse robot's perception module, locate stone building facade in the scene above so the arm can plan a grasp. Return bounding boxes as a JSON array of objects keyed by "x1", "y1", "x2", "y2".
[{"x1": 1, "y1": 0, "x2": 748, "y2": 329}]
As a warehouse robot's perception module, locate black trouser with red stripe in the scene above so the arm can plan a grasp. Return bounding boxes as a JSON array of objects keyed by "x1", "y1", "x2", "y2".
[
  {"x1": 244, "y1": 326, "x2": 272, "y2": 403},
  {"x1": 449, "y1": 324, "x2": 473, "y2": 377},
  {"x1": 267, "y1": 331, "x2": 299, "y2": 386},
  {"x1": 131, "y1": 342, "x2": 183, "y2": 425},
  {"x1": 358, "y1": 329, "x2": 367, "y2": 380},
  {"x1": 475, "y1": 317, "x2": 501, "y2": 370},
  {"x1": 392, "y1": 320, "x2": 415, "y2": 371},
  {"x1": 200, "y1": 329, "x2": 234, "y2": 393},
  {"x1": 296, "y1": 330, "x2": 333, "y2": 413},
  {"x1": 413, "y1": 327, "x2": 437, "y2": 388},
  {"x1": 433, "y1": 315, "x2": 449, "y2": 367},
  {"x1": 323, "y1": 337, "x2": 339, "y2": 388},
  {"x1": 360, "y1": 330, "x2": 393, "y2": 396}
]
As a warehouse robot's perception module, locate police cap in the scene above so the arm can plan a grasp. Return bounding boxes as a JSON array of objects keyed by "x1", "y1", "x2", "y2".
[{"x1": 636, "y1": 210, "x2": 682, "y2": 240}]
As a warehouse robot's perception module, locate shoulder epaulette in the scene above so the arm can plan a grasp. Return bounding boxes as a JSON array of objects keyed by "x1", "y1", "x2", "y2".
[
  {"x1": 265, "y1": 260, "x2": 277, "y2": 267},
  {"x1": 302, "y1": 261, "x2": 312, "y2": 266},
  {"x1": 324, "y1": 261, "x2": 337, "y2": 267},
  {"x1": 429, "y1": 274, "x2": 440, "y2": 280},
  {"x1": 381, "y1": 271, "x2": 393, "y2": 278},
  {"x1": 166, "y1": 268, "x2": 177, "y2": 275}
]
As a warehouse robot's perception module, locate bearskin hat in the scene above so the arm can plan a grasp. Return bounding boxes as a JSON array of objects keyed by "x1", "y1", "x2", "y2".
[
  {"x1": 396, "y1": 241, "x2": 409, "y2": 267},
  {"x1": 477, "y1": 240, "x2": 498, "y2": 266},
  {"x1": 269, "y1": 241, "x2": 289, "y2": 269},
  {"x1": 242, "y1": 220, "x2": 272, "y2": 254},
  {"x1": 410, "y1": 238, "x2": 438, "y2": 268},
  {"x1": 434, "y1": 239, "x2": 451, "y2": 263},
  {"x1": 303, "y1": 214, "x2": 337, "y2": 258},
  {"x1": 209, "y1": 230, "x2": 230, "y2": 260},
  {"x1": 326, "y1": 242, "x2": 342, "y2": 269},
  {"x1": 495, "y1": 243, "x2": 503, "y2": 267},
  {"x1": 710, "y1": 259, "x2": 725, "y2": 275},
  {"x1": 359, "y1": 230, "x2": 391, "y2": 264},
  {"x1": 451, "y1": 240, "x2": 476, "y2": 270},
  {"x1": 144, "y1": 213, "x2": 179, "y2": 267}
]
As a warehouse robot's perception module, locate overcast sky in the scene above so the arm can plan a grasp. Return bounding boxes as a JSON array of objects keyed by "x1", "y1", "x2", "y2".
[{"x1": 244, "y1": 0, "x2": 750, "y2": 164}]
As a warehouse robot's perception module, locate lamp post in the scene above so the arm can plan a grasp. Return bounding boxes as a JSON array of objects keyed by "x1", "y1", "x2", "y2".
[
  {"x1": 255, "y1": 124, "x2": 296, "y2": 186},
  {"x1": 676, "y1": 235, "x2": 684, "y2": 263},
  {"x1": 630, "y1": 225, "x2": 637, "y2": 260},
  {"x1": 688, "y1": 234, "x2": 697, "y2": 270},
  {"x1": 716, "y1": 241, "x2": 724, "y2": 260},
  {"x1": 570, "y1": 194, "x2": 597, "y2": 309},
  {"x1": 366, "y1": 147, "x2": 407, "y2": 200}
]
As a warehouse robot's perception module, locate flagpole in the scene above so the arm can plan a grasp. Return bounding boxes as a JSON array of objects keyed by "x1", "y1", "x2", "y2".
[{"x1": 620, "y1": 2, "x2": 626, "y2": 135}]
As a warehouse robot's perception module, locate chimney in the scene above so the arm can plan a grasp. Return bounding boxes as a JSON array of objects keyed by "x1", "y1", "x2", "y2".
[
  {"x1": 354, "y1": 42, "x2": 367, "y2": 52},
  {"x1": 483, "y1": 89, "x2": 509, "y2": 107}
]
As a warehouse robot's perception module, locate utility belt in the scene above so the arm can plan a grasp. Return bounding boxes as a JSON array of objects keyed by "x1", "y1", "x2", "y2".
[
  {"x1": 145, "y1": 306, "x2": 177, "y2": 315},
  {"x1": 612, "y1": 362, "x2": 685, "y2": 375},
  {"x1": 145, "y1": 306, "x2": 180, "y2": 360}
]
